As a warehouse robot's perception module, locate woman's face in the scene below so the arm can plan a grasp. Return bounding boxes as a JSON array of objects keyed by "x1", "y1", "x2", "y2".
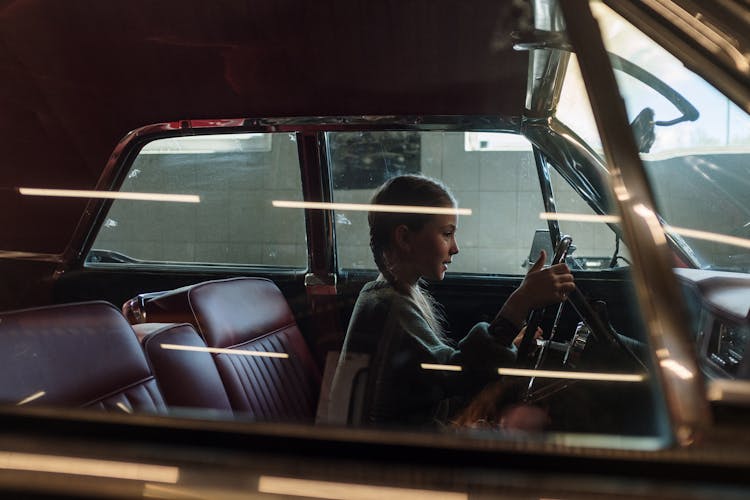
[{"x1": 407, "y1": 213, "x2": 460, "y2": 282}]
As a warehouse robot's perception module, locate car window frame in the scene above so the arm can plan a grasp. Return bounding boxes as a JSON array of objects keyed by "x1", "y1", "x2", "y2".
[
  {"x1": 561, "y1": 0, "x2": 711, "y2": 443},
  {"x1": 65, "y1": 111, "x2": 701, "y2": 447}
]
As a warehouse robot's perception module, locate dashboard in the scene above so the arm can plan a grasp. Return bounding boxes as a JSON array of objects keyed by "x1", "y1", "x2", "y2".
[{"x1": 674, "y1": 268, "x2": 750, "y2": 380}]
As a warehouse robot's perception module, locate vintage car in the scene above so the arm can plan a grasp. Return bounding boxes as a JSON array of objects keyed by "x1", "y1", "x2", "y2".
[{"x1": 0, "y1": 0, "x2": 749, "y2": 497}]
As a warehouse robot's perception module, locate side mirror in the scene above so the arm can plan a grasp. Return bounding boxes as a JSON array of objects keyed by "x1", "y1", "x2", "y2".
[
  {"x1": 631, "y1": 107, "x2": 655, "y2": 153},
  {"x1": 523, "y1": 229, "x2": 554, "y2": 269}
]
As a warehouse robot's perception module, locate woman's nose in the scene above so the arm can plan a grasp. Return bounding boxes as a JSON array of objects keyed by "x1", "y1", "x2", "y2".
[{"x1": 450, "y1": 239, "x2": 459, "y2": 255}]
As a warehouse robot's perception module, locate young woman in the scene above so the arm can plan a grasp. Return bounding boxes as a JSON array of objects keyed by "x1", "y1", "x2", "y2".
[{"x1": 333, "y1": 175, "x2": 575, "y2": 427}]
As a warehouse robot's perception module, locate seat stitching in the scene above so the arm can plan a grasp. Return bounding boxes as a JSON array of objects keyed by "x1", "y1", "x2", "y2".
[
  {"x1": 223, "y1": 353, "x2": 254, "y2": 410},
  {"x1": 81, "y1": 375, "x2": 159, "y2": 407},
  {"x1": 261, "y1": 337, "x2": 294, "y2": 419},
  {"x1": 247, "y1": 347, "x2": 282, "y2": 419},
  {"x1": 236, "y1": 348, "x2": 267, "y2": 417},
  {"x1": 237, "y1": 355, "x2": 266, "y2": 416},
  {"x1": 270, "y1": 333, "x2": 306, "y2": 418}
]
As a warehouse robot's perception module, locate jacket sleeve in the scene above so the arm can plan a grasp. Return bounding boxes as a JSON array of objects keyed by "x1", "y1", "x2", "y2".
[
  {"x1": 453, "y1": 321, "x2": 518, "y2": 369},
  {"x1": 367, "y1": 299, "x2": 517, "y2": 424}
]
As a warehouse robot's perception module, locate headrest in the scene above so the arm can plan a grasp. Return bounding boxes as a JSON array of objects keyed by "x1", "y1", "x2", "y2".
[
  {"x1": 140, "y1": 277, "x2": 297, "y2": 349},
  {"x1": 0, "y1": 301, "x2": 152, "y2": 407},
  {"x1": 189, "y1": 278, "x2": 296, "y2": 348}
]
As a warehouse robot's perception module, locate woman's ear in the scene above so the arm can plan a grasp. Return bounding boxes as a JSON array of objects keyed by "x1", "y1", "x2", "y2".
[{"x1": 393, "y1": 224, "x2": 411, "y2": 252}]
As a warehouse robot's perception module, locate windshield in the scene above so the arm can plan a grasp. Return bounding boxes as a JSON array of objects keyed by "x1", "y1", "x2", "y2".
[{"x1": 558, "y1": 3, "x2": 750, "y2": 273}]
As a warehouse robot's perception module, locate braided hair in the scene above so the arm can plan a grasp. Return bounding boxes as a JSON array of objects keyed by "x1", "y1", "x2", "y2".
[{"x1": 368, "y1": 175, "x2": 456, "y2": 339}]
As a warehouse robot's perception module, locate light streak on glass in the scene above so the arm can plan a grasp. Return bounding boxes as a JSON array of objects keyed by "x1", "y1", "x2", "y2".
[
  {"x1": 116, "y1": 402, "x2": 133, "y2": 414},
  {"x1": 542, "y1": 209, "x2": 750, "y2": 249},
  {"x1": 0, "y1": 251, "x2": 61, "y2": 261},
  {"x1": 640, "y1": 0, "x2": 750, "y2": 74},
  {"x1": 706, "y1": 379, "x2": 750, "y2": 402},
  {"x1": 420, "y1": 363, "x2": 462, "y2": 372},
  {"x1": 0, "y1": 452, "x2": 179, "y2": 483},
  {"x1": 665, "y1": 225, "x2": 750, "y2": 250},
  {"x1": 539, "y1": 212, "x2": 621, "y2": 223},
  {"x1": 18, "y1": 188, "x2": 200, "y2": 203},
  {"x1": 691, "y1": 164, "x2": 712, "y2": 181},
  {"x1": 655, "y1": 348, "x2": 670, "y2": 359},
  {"x1": 498, "y1": 368, "x2": 645, "y2": 382},
  {"x1": 273, "y1": 200, "x2": 471, "y2": 216},
  {"x1": 633, "y1": 203, "x2": 668, "y2": 245},
  {"x1": 257, "y1": 475, "x2": 468, "y2": 500},
  {"x1": 160, "y1": 343, "x2": 288, "y2": 359},
  {"x1": 633, "y1": 204, "x2": 654, "y2": 219},
  {"x1": 613, "y1": 185, "x2": 631, "y2": 202},
  {"x1": 660, "y1": 359, "x2": 694, "y2": 380},
  {"x1": 16, "y1": 391, "x2": 45, "y2": 406}
]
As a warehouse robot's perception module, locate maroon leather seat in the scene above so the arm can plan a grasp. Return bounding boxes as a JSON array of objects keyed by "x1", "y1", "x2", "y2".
[
  {"x1": 141, "y1": 323, "x2": 233, "y2": 412},
  {"x1": 126, "y1": 277, "x2": 321, "y2": 422},
  {"x1": 0, "y1": 301, "x2": 166, "y2": 413}
]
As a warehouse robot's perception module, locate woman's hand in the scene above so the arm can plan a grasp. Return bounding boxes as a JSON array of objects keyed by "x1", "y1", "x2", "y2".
[{"x1": 497, "y1": 250, "x2": 575, "y2": 327}]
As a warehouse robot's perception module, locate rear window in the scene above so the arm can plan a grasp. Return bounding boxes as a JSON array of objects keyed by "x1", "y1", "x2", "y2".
[{"x1": 87, "y1": 132, "x2": 307, "y2": 268}]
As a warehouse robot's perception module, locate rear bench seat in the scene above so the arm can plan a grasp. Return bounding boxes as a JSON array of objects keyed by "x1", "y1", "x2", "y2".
[
  {"x1": 0, "y1": 301, "x2": 167, "y2": 412},
  {"x1": 141, "y1": 323, "x2": 232, "y2": 412},
  {"x1": 125, "y1": 277, "x2": 322, "y2": 422}
]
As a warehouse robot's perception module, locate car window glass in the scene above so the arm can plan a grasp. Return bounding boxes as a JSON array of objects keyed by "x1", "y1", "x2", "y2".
[
  {"x1": 325, "y1": 127, "x2": 665, "y2": 442},
  {"x1": 549, "y1": 167, "x2": 631, "y2": 270},
  {"x1": 590, "y1": 3, "x2": 750, "y2": 274},
  {"x1": 330, "y1": 131, "x2": 546, "y2": 275},
  {"x1": 7, "y1": 0, "x2": 742, "y2": 471},
  {"x1": 558, "y1": 3, "x2": 750, "y2": 274},
  {"x1": 557, "y1": 53, "x2": 603, "y2": 153},
  {"x1": 592, "y1": 2, "x2": 750, "y2": 385},
  {"x1": 4, "y1": 121, "x2": 667, "y2": 448},
  {"x1": 87, "y1": 133, "x2": 307, "y2": 268}
]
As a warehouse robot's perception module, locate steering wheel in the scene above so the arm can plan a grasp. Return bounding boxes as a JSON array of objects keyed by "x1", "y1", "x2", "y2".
[
  {"x1": 515, "y1": 235, "x2": 574, "y2": 364},
  {"x1": 514, "y1": 235, "x2": 646, "y2": 401}
]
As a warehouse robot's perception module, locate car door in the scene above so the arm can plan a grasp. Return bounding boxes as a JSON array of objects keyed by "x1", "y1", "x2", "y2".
[{"x1": 52, "y1": 128, "x2": 314, "y2": 331}]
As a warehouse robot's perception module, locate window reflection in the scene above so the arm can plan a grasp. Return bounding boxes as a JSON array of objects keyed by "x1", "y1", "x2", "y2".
[
  {"x1": 16, "y1": 391, "x2": 45, "y2": 406},
  {"x1": 589, "y1": 2, "x2": 750, "y2": 273}
]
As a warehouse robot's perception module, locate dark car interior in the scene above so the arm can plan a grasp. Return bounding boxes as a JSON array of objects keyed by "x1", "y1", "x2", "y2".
[{"x1": 1, "y1": 0, "x2": 750, "y2": 497}]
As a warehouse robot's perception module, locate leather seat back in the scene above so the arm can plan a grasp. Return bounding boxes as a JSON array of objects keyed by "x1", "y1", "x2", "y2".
[
  {"x1": 0, "y1": 301, "x2": 166, "y2": 413},
  {"x1": 129, "y1": 277, "x2": 321, "y2": 422},
  {"x1": 141, "y1": 323, "x2": 233, "y2": 412}
]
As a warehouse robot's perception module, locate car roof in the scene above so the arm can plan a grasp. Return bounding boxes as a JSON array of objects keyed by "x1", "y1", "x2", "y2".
[{"x1": 0, "y1": 0, "x2": 528, "y2": 255}]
